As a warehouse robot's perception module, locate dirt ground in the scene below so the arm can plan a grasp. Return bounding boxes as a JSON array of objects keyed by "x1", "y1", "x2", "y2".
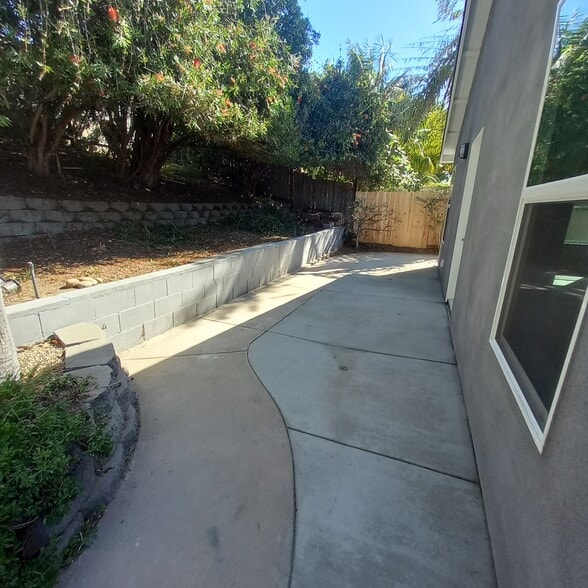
[
  {"x1": 2, "y1": 226, "x2": 289, "y2": 306},
  {"x1": 338, "y1": 243, "x2": 438, "y2": 255},
  {"x1": 17, "y1": 339, "x2": 65, "y2": 375}
]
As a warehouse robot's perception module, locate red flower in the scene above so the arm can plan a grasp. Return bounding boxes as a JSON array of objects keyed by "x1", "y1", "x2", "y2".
[
  {"x1": 296, "y1": 96, "x2": 302, "y2": 104},
  {"x1": 69, "y1": 54, "x2": 81, "y2": 65},
  {"x1": 107, "y1": 6, "x2": 119, "y2": 22},
  {"x1": 249, "y1": 41, "x2": 257, "y2": 49},
  {"x1": 193, "y1": 58, "x2": 202, "y2": 68}
]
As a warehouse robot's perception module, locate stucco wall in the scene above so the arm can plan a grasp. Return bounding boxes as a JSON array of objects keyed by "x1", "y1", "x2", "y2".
[
  {"x1": 8, "y1": 228, "x2": 343, "y2": 351},
  {"x1": 0, "y1": 195, "x2": 259, "y2": 242},
  {"x1": 441, "y1": 0, "x2": 588, "y2": 586}
]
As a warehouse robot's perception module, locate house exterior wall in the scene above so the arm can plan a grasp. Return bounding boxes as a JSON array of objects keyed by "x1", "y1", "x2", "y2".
[{"x1": 440, "y1": 0, "x2": 588, "y2": 586}]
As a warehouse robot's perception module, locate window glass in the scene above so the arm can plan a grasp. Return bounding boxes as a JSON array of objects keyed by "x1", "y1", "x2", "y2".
[
  {"x1": 528, "y1": 2, "x2": 588, "y2": 186},
  {"x1": 498, "y1": 201, "x2": 588, "y2": 428}
]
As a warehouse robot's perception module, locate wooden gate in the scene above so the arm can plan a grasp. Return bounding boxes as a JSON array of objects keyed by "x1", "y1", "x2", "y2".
[{"x1": 355, "y1": 191, "x2": 449, "y2": 250}]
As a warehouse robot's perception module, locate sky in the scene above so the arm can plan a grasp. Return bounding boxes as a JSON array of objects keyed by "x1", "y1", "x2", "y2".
[{"x1": 299, "y1": 0, "x2": 457, "y2": 70}]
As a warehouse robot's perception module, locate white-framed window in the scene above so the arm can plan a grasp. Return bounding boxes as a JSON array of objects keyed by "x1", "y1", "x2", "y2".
[{"x1": 490, "y1": 0, "x2": 588, "y2": 451}]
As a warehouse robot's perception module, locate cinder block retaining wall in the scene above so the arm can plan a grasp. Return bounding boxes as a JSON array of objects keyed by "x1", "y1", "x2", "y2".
[
  {"x1": 0, "y1": 195, "x2": 259, "y2": 242},
  {"x1": 8, "y1": 228, "x2": 344, "y2": 350}
]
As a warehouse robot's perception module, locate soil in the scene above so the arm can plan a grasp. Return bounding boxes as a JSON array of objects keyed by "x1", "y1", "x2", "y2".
[
  {"x1": 338, "y1": 243, "x2": 439, "y2": 255},
  {"x1": 17, "y1": 338, "x2": 65, "y2": 375},
  {"x1": 2, "y1": 226, "x2": 291, "y2": 306}
]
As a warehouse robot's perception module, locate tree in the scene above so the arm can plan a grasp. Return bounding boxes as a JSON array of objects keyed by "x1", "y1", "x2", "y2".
[
  {"x1": 0, "y1": 290, "x2": 19, "y2": 380},
  {"x1": 295, "y1": 43, "x2": 400, "y2": 188},
  {"x1": 241, "y1": 0, "x2": 319, "y2": 64},
  {"x1": 529, "y1": 16, "x2": 588, "y2": 185},
  {"x1": 104, "y1": 0, "x2": 298, "y2": 187},
  {"x1": 402, "y1": 107, "x2": 452, "y2": 187},
  {"x1": 0, "y1": 1, "x2": 114, "y2": 174},
  {"x1": 0, "y1": 0, "x2": 301, "y2": 186}
]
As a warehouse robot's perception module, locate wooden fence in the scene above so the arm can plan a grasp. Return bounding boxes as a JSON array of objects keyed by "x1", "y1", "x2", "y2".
[
  {"x1": 259, "y1": 166, "x2": 355, "y2": 214},
  {"x1": 356, "y1": 191, "x2": 450, "y2": 250}
]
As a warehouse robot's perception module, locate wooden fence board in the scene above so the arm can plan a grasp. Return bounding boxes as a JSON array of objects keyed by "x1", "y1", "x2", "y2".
[
  {"x1": 259, "y1": 166, "x2": 354, "y2": 214},
  {"x1": 356, "y1": 191, "x2": 449, "y2": 250}
]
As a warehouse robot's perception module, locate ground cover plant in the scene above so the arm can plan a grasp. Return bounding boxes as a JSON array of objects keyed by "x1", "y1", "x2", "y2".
[{"x1": 0, "y1": 372, "x2": 111, "y2": 587}]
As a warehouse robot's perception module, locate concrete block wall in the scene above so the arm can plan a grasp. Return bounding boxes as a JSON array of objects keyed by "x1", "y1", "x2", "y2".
[
  {"x1": 0, "y1": 195, "x2": 259, "y2": 242},
  {"x1": 8, "y1": 228, "x2": 344, "y2": 350}
]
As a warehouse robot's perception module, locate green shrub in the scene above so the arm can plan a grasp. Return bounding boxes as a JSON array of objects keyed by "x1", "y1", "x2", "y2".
[
  {"x1": 220, "y1": 201, "x2": 299, "y2": 236},
  {"x1": 0, "y1": 373, "x2": 111, "y2": 587},
  {"x1": 115, "y1": 221, "x2": 195, "y2": 247}
]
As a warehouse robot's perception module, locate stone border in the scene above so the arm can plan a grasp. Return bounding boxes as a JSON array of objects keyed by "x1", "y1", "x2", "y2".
[
  {"x1": 23, "y1": 324, "x2": 139, "y2": 557},
  {"x1": 0, "y1": 195, "x2": 259, "y2": 242},
  {"x1": 8, "y1": 228, "x2": 344, "y2": 349}
]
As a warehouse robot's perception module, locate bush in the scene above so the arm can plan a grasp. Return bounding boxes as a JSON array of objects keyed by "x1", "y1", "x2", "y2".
[
  {"x1": 220, "y1": 201, "x2": 299, "y2": 236},
  {"x1": 114, "y1": 221, "x2": 195, "y2": 247},
  {"x1": 0, "y1": 373, "x2": 111, "y2": 587}
]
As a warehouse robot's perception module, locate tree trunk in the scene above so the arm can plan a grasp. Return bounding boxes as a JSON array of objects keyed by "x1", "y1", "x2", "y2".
[
  {"x1": 27, "y1": 143, "x2": 51, "y2": 176},
  {"x1": 28, "y1": 105, "x2": 51, "y2": 176},
  {"x1": 27, "y1": 97, "x2": 83, "y2": 177},
  {"x1": 131, "y1": 112, "x2": 174, "y2": 188},
  {"x1": 0, "y1": 291, "x2": 20, "y2": 380},
  {"x1": 101, "y1": 106, "x2": 132, "y2": 178},
  {"x1": 242, "y1": 161, "x2": 267, "y2": 197}
]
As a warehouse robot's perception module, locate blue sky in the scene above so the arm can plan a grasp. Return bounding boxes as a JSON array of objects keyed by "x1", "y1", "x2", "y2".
[{"x1": 299, "y1": 0, "x2": 457, "y2": 70}]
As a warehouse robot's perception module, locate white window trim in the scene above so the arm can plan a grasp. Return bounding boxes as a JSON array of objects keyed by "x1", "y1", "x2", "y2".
[
  {"x1": 489, "y1": 0, "x2": 588, "y2": 452},
  {"x1": 489, "y1": 178, "x2": 588, "y2": 452}
]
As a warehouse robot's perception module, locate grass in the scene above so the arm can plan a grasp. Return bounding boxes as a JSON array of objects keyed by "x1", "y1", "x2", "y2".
[{"x1": 0, "y1": 372, "x2": 112, "y2": 587}]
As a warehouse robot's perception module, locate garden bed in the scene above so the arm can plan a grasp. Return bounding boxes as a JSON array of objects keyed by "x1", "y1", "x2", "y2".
[{"x1": 2, "y1": 225, "x2": 296, "y2": 306}]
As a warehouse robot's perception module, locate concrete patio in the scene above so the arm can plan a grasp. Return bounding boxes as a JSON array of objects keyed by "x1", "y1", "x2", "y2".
[{"x1": 59, "y1": 252, "x2": 496, "y2": 587}]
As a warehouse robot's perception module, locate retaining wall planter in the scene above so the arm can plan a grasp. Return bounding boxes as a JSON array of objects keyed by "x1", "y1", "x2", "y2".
[
  {"x1": 23, "y1": 323, "x2": 139, "y2": 557},
  {"x1": 8, "y1": 228, "x2": 344, "y2": 349},
  {"x1": 0, "y1": 195, "x2": 259, "y2": 242}
]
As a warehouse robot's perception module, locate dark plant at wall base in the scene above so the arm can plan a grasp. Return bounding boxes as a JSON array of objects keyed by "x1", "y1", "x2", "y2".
[{"x1": 0, "y1": 373, "x2": 111, "y2": 587}]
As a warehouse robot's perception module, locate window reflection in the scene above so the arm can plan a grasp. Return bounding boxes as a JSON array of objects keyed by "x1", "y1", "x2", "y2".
[
  {"x1": 528, "y1": 2, "x2": 588, "y2": 186},
  {"x1": 499, "y1": 201, "x2": 588, "y2": 427}
]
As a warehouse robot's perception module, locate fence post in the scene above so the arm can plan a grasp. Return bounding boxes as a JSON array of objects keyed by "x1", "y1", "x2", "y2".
[{"x1": 288, "y1": 167, "x2": 294, "y2": 210}]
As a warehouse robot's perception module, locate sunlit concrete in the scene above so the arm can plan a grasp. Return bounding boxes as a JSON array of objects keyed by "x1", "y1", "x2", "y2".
[{"x1": 59, "y1": 252, "x2": 495, "y2": 587}]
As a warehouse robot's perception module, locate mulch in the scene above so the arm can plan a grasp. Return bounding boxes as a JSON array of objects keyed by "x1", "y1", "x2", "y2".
[{"x1": 1, "y1": 227, "x2": 288, "y2": 306}]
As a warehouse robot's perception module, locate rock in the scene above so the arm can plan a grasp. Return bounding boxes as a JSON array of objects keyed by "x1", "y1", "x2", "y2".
[
  {"x1": 55, "y1": 512, "x2": 84, "y2": 556},
  {"x1": 68, "y1": 365, "x2": 114, "y2": 394},
  {"x1": 79, "y1": 277, "x2": 99, "y2": 285},
  {"x1": 65, "y1": 278, "x2": 81, "y2": 288},
  {"x1": 55, "y1": 323, "x2": 105, "y2": 347},
  {"x1": 77, "y1": 212, "x2": 99, "y2": 223},
  {"x1": 85, "y1": 201, "x2": 110, "y2": 213},
  {"x1": 95, "y1": 277, "x2": 103, "y2": 284},
  {"x1": 26, "y1": 197, "x2": 56, "y2": 211},
  {"x1": 84, "y1": 444, "x2": 126, "y2": 514},
  {"x1": 60, "y1": 200, "x2": 85, "y2": 212},
  {"x1": 109, "y1": 201, "x2": 130, "y2": 213},
  {"x1": 77, "y1": 280, "x2": 95, "y2": 288},
  {"x1": 65, "y1": 340, "x2": 116, "y2": 370}
]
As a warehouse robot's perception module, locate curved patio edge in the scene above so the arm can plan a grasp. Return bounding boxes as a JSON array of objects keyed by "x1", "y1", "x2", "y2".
[{"x1": 59, "y1": 334, "x2": 294, "y2": 587}]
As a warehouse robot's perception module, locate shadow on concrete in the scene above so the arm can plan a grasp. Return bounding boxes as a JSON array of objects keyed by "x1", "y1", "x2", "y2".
[{"x1": 59, "y1": 252, "x2": 496, "y2": 588}]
